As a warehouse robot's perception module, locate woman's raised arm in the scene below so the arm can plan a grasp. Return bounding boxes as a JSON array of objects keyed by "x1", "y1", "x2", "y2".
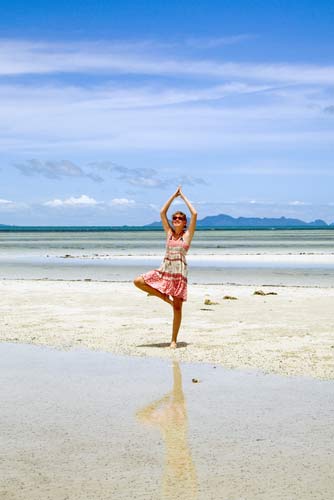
[
  {"x1": 179, "y1": 189, "x2": 197, "y2": 244},
  {"x1": 160, "y1": 187, "x2": 181, "y2": 234}
]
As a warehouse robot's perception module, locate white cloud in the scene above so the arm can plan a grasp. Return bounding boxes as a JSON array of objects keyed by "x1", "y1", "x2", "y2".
[
  {"x1": 0, "y1": 198, "x2": 28, "y2": 212},
  {"x1": 109, "y1": 198, "x2": 135, "y2": 207},
  {"x1": 0, "y1": 198, "x2": 13, "y2": 205},
  {"x1": 44, "y1": 195, "x2": 99, "y2": 207},
  {"x1": 288, "y1": 200, "x2": 310, "y2": 206}
]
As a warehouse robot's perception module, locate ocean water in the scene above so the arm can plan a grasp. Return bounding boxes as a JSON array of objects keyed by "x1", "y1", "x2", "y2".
[{"x1": 0, "y1": 228, "x2": 334, "y2": 286}]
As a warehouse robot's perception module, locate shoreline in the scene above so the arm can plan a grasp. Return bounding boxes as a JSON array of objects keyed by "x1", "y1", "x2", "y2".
[
  {"x1": 1, "y1": 275, "x2": 334, "y2": 288},
  {"x1": 1, "y1": 279, "x2": 333, "y2": 380}
]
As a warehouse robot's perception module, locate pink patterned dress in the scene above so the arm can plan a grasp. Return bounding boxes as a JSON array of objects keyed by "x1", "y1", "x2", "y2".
[{"x1": 142, "y1": 231, "x2": 189, "y2": 301}]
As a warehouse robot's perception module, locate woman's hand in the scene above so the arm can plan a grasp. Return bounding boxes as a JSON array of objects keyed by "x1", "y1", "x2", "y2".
[{"x1": 174, "y1": 186, "x2": 182, "y2": 198}]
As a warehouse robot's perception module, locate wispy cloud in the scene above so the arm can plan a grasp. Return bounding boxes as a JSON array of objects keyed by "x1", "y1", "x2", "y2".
[
  {"x1": 323, "y1": 105, "x2": 334, "y2": 114},
  {"x1": 12, "y1": 158, "x2": 206, "y2": 188},
  {"x1": 90, "y1": 161, "x2": 165, "y2": 187},
  {"x1": 288, "y1": 200, "x2": 311, "y2": 206},
  {"x1": 227, "y1": 164, "x2": 334, "y2": 176},
  {"x1": 90, "y1": 161, "x2": 206, "y2": 187},
  {"x1": 15, "y1": 159, "x2": 103, "y2": 182},
  {"x1": 1, "y1": 76, "x2": 332, "y2": 157},
  {"x1": 0, "y1": 198, "x2": 27, "y2": 211},
  {"x1": 1, "y1": 39, "x2": 334, "y2": 85},
  {"x1": 1, "y1": 37, "x2": 333, "y2": 157},
  {"x1": 0, "y1": 80, "x2": 272, "y2": 112},
  {"x1": 0, "y1": 198, "x2": 14, "y2": 205},
  {"x1": 184, "y1": 34, "x2": 255, "y2": 49}
]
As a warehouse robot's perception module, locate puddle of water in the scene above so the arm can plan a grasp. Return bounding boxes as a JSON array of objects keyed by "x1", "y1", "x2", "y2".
[{"x1": 1, "y1": 343, "x2": 333, "y2": 500}]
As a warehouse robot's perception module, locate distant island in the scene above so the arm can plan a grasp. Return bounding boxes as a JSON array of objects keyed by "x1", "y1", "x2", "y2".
[
  {"x1": 1, "y1": 214, "x2": 334, "y2": 230},
  {"x1": 147, "y1": 213, "x2": 334, "y2": 228}
]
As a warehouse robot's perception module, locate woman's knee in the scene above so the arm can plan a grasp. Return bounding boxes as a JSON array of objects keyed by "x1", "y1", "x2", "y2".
[
  {"x1": 133, "y1": 276, "x2": 141, "y2": 287},
  {"x1": 134, "y1": 275, "x2": 144, "y2": 288}
]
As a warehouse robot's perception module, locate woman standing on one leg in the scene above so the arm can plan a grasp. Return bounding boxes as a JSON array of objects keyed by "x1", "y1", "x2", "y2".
[{"x1": 134, "y1": 186, "x2": 197, "y2": 348}]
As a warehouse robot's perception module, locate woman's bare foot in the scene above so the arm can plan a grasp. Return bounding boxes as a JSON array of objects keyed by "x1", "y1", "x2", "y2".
[
  {"x1": 146, "y1": 292, "x2": 173, "y2": 306},
  {"x1": 170, "y1": 341, "x2": 177, "y2": 349},
  {"x1": 147, "y1": 292, "x2": 173, "y2": 306}
]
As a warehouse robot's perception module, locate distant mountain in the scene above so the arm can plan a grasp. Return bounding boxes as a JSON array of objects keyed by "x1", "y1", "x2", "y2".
[
  {"x1": 197, "y1": 214, "x2": 328, "y2": 228},
  {"x1": 1, "y1": 216, "x2": 333, "y2": 230},
  {"x1": 147, "y1": 213, "x2": 330, "y2": 228}
]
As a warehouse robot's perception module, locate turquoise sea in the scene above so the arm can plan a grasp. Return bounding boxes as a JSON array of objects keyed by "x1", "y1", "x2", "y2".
[{"x1": 1, "y1": 228, "x2": 334, "y2": 286}]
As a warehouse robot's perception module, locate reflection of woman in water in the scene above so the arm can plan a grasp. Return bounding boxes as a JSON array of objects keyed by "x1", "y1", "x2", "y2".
[
  {"x1": 136, "y1": 362, "x2": 198, "y2": 500},
  {"x1": 134, "y1": 186, "x2": 197, "y2": 348}
]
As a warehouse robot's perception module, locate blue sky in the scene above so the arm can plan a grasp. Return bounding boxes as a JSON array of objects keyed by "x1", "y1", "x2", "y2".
[{"x1": 1, "y1": 0, "x2": 334, "y2": 225}]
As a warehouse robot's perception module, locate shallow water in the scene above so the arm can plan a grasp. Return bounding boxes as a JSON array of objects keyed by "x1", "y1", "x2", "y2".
[
  {"x1": 1, "y1": 229, "x2": 334, "y2": 286},
  {"x1": 1, "y1": 343, "x2": 333, "y2": 499}
]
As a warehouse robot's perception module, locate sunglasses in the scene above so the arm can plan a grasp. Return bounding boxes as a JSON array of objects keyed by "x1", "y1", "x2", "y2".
[{"x1": 172, "y1": 216, "x2": 186, "y2": 221}]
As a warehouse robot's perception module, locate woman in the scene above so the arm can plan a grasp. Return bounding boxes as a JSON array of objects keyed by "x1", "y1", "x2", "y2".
[{"x1": 134, "y1": 186, "x2": 197, "y2": 348}]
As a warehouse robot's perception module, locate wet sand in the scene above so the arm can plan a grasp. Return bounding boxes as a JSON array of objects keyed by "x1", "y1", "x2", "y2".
[
  {"x1": 1, "y1": 279, "x2": 334, "y2": 379},
  {"x1": 1, "y1": 343, "x2": 333, "y2": 500}
]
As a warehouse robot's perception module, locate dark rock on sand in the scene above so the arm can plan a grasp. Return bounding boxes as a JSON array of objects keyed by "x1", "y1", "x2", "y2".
[{"x1": 204, "y1": 298, "x2": 219, "y2": 305}]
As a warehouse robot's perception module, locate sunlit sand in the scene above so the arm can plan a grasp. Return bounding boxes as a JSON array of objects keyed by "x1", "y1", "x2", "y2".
[{"x1": 1, "y1": 279, "x2": 333, "y2": 379}]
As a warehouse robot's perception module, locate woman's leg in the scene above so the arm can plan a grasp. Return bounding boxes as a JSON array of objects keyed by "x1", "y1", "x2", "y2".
[
  {"x1": 133, "y1": 276, "x2": 173, "y2": 305},
  {"x1": 170, "y1": 298, "x2": 183, "y2": 348}
]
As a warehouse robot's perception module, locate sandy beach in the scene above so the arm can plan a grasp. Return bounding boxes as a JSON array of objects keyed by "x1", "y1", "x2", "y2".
[{"x1": 1, "y1": 278, "x2": 333, "y2": 379}]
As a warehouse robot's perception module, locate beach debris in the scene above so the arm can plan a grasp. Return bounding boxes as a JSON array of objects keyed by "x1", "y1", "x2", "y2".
[
  {"x1": 204, "y1": 298, "x2": 219, "y2": 305},
  {"x1": 200, "y1": 308, "x2": 213, "y2": 311},
  {"x1": 62, "y1": 254, "x2": 74, "y2": 258},
  {"x1": 253, "y1": 290, "x2": 278, "y2": 296},
  {"x1": 223, "y1": 295, "x2": 238, "y2": 300},
  {"x1": 192, "y1": 378, "x2": 200, "y2": 383}
]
